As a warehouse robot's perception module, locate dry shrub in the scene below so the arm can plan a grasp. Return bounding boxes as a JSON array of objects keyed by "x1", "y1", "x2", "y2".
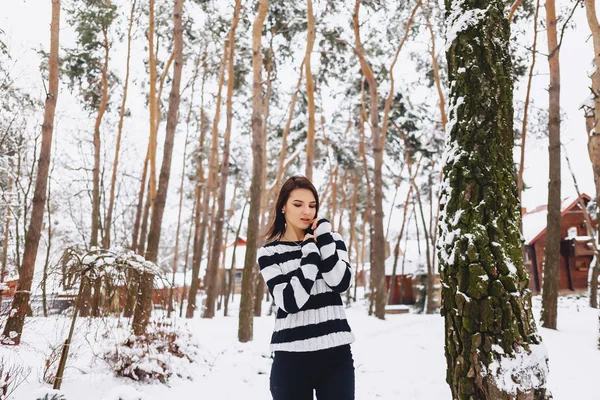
[
  {"x1": 103, "y1": 320, "x2": 198, "y2": 384},
  {"x1": 0, "y1": 356, "x2": 30, "y2": 400}
]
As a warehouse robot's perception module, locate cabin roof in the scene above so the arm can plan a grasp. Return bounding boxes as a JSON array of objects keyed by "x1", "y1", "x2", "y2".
[{"x1": 523, "y1": 194, "x2": 591, "y2": 246}]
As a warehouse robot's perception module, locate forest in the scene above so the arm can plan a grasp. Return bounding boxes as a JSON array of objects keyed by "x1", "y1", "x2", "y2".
[{"x1": 0, "y1": 0, "x2": 599, "y2": 399}]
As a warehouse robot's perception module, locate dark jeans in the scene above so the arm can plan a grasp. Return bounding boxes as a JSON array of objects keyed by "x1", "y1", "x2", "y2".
[{"x1": 270, "y1": 344, "x2": 355, "y2": 400}]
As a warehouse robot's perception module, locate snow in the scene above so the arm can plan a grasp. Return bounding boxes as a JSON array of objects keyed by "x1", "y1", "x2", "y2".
[
  {"x1": 444, "y1": 0, "x2": 489, "y2": 51},
  {"x1": 1, "y1": 293, "x2": 597, "y2": 399}
]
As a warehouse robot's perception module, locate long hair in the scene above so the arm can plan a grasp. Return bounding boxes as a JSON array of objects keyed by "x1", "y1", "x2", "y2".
[{"x1": 265, "y1": 176, "x2": 319, "y2": 241}]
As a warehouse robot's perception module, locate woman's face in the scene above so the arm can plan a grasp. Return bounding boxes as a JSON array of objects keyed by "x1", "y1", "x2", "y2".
[{"x1": 282, "y1": 188, "x2": 317, "y2": 233}]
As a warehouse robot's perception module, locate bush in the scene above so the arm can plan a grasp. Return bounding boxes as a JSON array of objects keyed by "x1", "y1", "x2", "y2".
[
  {"x1": 0, "y1": 356, "x2": 30, "y2": 399},
  {"x1": 33, "y1": 388, "x2": 66, "y2": 400},
  {"x1": 103, "y1": 320, "x2": 198, "y2": 384}
]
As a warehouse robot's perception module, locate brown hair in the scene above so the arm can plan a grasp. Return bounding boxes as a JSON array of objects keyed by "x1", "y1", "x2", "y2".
[{"x1": 265, "y1": 176, "x2": 319, "y2": 241}]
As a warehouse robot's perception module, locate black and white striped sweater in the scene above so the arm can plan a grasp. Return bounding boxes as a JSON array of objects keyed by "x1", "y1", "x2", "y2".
[{"x1": 258, "y1": 219, "x2": 355, "y2": 352}]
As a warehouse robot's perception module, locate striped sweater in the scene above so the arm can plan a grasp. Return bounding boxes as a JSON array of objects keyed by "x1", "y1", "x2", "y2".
[{"x1": 258, "y1": 219, "x2": 355, "y2": 352}]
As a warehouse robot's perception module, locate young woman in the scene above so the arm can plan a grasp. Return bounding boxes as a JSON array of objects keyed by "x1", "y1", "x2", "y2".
[{"x1": 258, "y1": 175, "x2": 355, "y2": 400}]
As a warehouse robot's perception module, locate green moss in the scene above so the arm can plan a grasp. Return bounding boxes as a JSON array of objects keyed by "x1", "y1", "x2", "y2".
[
  {"x1": 466, "y1": 263, "x2": 489, "y2": 299},
  {"x1": 499, "y1": 275, "x2": 517, "y2": 292},
  {"x1": 489, "y1": 279, "x2": 505, "y2": 297}
]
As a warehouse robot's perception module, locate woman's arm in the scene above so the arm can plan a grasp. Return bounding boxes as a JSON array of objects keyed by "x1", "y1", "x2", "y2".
[
  {"x1": 314, "y1": 219, "x2": 353, "y2": 293},
  {"x1": 258, "y1": 240, "x2": 321, "y2": 313}
]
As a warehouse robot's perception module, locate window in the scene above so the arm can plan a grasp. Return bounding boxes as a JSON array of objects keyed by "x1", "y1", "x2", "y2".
[{"x1": 567, "y1": 226, "x2": 578, "y2": 238}]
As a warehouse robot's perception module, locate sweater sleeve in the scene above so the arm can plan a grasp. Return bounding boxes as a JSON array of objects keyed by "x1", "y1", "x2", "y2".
[
  {"x1": 258, "y1": 240, "x2": 321, "y2": 314},
  {"x1": 314, "y1": 219, "x2": 353, "y2": 293}
]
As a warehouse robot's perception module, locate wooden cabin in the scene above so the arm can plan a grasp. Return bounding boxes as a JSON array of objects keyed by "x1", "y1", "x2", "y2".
[
  {"x1": 523, "y1": 194, "x2": 596, "y2": 293},
  {"x1": 384, "y1": 240, "x2": 440, "y2": 306}
]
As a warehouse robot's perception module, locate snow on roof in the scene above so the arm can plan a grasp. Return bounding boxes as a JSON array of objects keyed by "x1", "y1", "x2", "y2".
[{"x1": 522, "y1": 194, "x2": 590, "y2": 245}]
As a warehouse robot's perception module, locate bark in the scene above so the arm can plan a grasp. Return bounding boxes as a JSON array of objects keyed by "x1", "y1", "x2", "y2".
[
  {"x1": 147, "y1": 0, "x2": 158, "y2": 212},
  {"x1": 349, "y1": 170, "x2": 359, "y2": 302},
  {"x1": 353, "y1": 0, "x2": 386, "y2": 320},
  {"x1": 584, "y1": 0, "x2": 600, "y2": 308},
  {"x1": 90, "y1": 22, "x2": 111, "y2": 249},
  {"x1": 413, "y1": 179, "x2": 435, "y2": 314},
  {"x1": 186, "y1": 43, "x2": 228, "y2": 319},
  {"x1": 304, "y1": 0, "x2": 316, "y2": 180},
  {"x1": 541, "y1": 0, "x2": 561, "y2": 331},
  {"x1": 439, "y1": 0, "x2": 550, "y2": 397},
  {"x1": 42, "y1": 160, "x2": 54, "y2": 317},
  {"x1": 104, "y1": 0, "x2": 136, "y2": 249},
  {"x1": 204, "y1": 0, "x2": 242, "y2": 319},
  {"x1": 239, "y1": 0, "x2": 268, "y2": 343},
  {"x1": 2, "y1": 0, "x2": 60, "y2": 345},
  {"x1": 517, "y1": 0, "x2": 540, "y2": 204},
  {"x1": 133, "y1": 0, "x2": 184, "y2": 336}
]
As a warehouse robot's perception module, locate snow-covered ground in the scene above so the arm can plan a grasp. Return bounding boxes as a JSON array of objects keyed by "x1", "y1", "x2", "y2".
[{"x1": 4, "y1": 293, "x2": 599, "y2": 400}]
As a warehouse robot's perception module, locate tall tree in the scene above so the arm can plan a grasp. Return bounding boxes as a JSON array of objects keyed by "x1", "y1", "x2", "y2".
[
  {"x1": 540, "y1": 0, "x2": 561, "y2": 330},
  {"x1": 104, "y1": 0, "x2": 136, "y2": 249},
  {"x1": 352, "y1": 0, "x2": 387, "y2": 320},
  {"x1": 239, "y1": 0, "x2": 269, "y2": 343},
  {"x1": 1, "y1": 0, "x2": 61, "y2": 345},
  {"x1": 584, "y1": 0, "x2": 600, "y2": 309},
  {"x1": 438, "y1": 0, "x2": 550, "y2": 397},
  {"x1": 204, "y1": 0, "x2": 242, "y2": 319},
  {"x1": 304, "y1": 0, "x2": 316, "y2": 180},
  {"x1": 132, "y1": 0, "x2": 184, "y2": 336}
]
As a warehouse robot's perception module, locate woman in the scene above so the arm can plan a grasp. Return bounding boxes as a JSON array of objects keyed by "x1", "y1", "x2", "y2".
[{"x1": 258, "y1": 175, "x2": 355, "y2": 400}]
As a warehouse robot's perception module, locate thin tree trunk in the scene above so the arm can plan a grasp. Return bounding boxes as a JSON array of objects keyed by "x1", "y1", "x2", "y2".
[
  {"x1": 225, "y1": 198, "x2": 248, "y2": 317},
  {"x1": 180, "y1": 195, "x2": 197, "y2": 318},
  {"x1": 412, "y1": 179, "x2": 434, "y2": 313},
  {"x1": 186, "y1": 42, "x2": 228, "y2": 319},
  {"x1": 90, "y1": 24, "x2": 111, "y2": 249},
  {"x1": 304, "y1": 0, "x2": 316, "y2": 180},
  {"x1": 204, "y1": 0, "x2": 242, "y2": 319},
  {"x1": 387, "y1": 187, "x2": 413, "y2": 305},
  {"x1": 353, "y1": 0, "x2": 386, "y2": 319},
  {"x1": 2, "y1": 160, "x2": 14, "y2": 286},
  {"x1": 42, "y1": 153, "x2": 55, "y2": 318},
  {"x1": 518, "y1": 0, "x2": 540, "y2": 204},
  {"x1": 133, "y1": 0, "x2": 184, "y2": 336},
  {"x1": 584, "y1": 0, "x2": 600, "y2": 309},
  {"x1": 541, "y1": 0, "x2": 561, "y2": 330},
  {"x1": 131, "y1": 148, "x2": 149, "y2": 253},
  {"x1": 424, "y1": 0, "x2": 447, "y2": 134},
  {"x1": 2, "y1": 0, "x2": 60, "y2": 344},
  {"x1": 104, "y1": 0, "x2": 136, "y2": 249},
  {"x1": 239, "y1": 0, "x2": 268, "y2": 343}
]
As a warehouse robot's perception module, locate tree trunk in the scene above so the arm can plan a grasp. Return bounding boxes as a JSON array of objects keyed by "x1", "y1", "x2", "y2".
[
  {"x1": 186, "y1": 42, "x2": 228, "y2": 320},
  {"x1": 1, "y1": 160, "x2": 13, "y2": 285},
  {"x1": 584, "y1": 0, "x2": 600, "y2": 308},
  {"x1": 180, "y1": 195, "x2": 197, "y2": 318},
  {"x1": 104, "y1": 0, "x2": 136, "y2": 249},
  {"x1": 131, "y1": 148, "x2": 149, "y2": 254},
  {"x1": 353, "y1": 0, "x2": 386, "y2": 320},
  {"x1": 541, "y1": 0, "x2": 561, "y2": 331},
  {"x1": 517, "y1": 0, "x2": 540, "y2": 204},
  {"x1": 204, "y1": 0, "x2": 242, "y2": 319},
  {"x1": 239, "y1": 0, "x2": 268, "y2": 343},
  {"x1": 387, "y1": 187, "x2": 412, "y2": 305},
  {"x1": 304, "y1": 0, "x2": 316, "y2": 180},
  {"x1": 2, "y1": 0, "x2": 60, "y2": 345},
  {"x1": 425, "y1": 0, "x2": 447, "y2": 134},
  {"x1": 42, "y1": 159, "x2": 53, "y2": 318},
  {"x1": 133, "y1": 0, "x2": 184, "y2": 336},
  {"x1": 225, "y1": 199, "x2": 247, "y2": 317},
  {"x1": 439, "y1": 0, "x2": 550, "y2": 397},
  {"x1": 90, "y1": 24, "x2": 111, "y2": 249}
]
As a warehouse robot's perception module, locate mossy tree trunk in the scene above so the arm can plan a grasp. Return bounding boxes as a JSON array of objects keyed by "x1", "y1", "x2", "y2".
[{"x1": 438, "y1": 0, "x2": 550, "y2": 398}]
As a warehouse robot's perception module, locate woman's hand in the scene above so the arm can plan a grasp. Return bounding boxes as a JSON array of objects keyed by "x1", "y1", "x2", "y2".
[
  {"x1": 304, "y1": 233, "x2": 316, "y2": 242},
  {"x1": 310, "y1": 218, "x2": 324, "y2": 232}
]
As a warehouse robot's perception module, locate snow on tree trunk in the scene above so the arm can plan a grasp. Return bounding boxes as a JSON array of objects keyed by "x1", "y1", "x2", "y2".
[
  {"x1": 1, "y1": 0, "x2": 60, "y2": 345},
  {"x1": 438, "y1": 0, "x2": 550, "y2": 397}
]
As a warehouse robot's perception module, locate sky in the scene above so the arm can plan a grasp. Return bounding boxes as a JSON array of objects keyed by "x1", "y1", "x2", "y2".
[{"x1": 1, "y1": 0, "x2": 597, "y2": 245}]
